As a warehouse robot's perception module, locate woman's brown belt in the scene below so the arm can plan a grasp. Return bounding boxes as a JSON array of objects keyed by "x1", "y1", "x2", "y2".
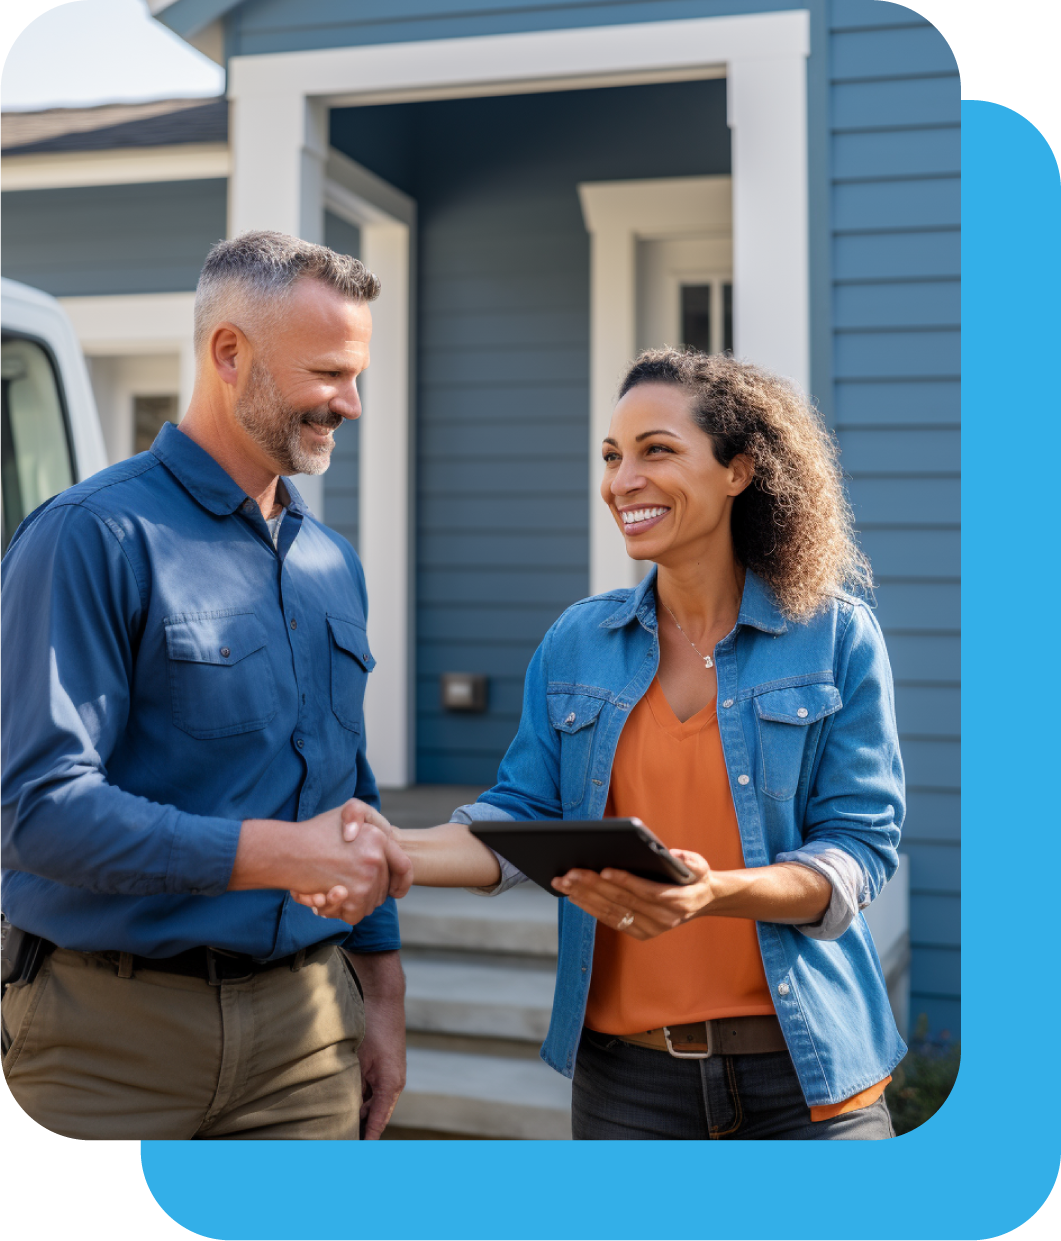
[{"x1": 610, "y1": 1014, "x2": 788, "y2": 1060}]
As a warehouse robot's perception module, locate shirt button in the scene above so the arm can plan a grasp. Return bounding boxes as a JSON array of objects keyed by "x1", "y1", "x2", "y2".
[
  {"x1": 242, "y1": 499, "x2": 254, "y2": 512},
  {"x1": 738, "y1": 774, "x2": 750, "y2": 786},
  {"x1": 777, "y1": 982, "x2": 790, "y2": 997},
  {"x1": 220, "y1": 647, "x2": 230, "y2": 658},
  {"x1": 796, "y1": 707, "x2": 808, "y2": 718},
  {"x1": 296, "y1": 738, "x2": 304, "y2": 750},
  {"x1": 722, "y1": 699, "x2": 734, "y2": 709},
  {"x1": 290, "y1": 618, "x2": 298, "y2": 630}
]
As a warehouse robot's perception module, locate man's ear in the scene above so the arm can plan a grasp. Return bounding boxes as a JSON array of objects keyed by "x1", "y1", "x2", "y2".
[
  {"x1": 210, "y1": 323, "x2": 248, "y2": 388},
  {"x1": 728, "y1": 452, "x2": 755, "y2": 496}
]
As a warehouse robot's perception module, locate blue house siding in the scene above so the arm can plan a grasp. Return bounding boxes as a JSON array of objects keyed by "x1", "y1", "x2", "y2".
[
  {"x1": 331, "y1": 79, "x2": 731, "y2": 783},
  {"x1": 321, "y1": 210, "x2": 362, "y2": 551},
  {"x1": 827, "y1": 1, "x2": 960, "y2": 1038},
  {"x1": 223, "y1": 0, "x2": 809, "y2": 57},
  {"x1": 0, "y1": 180, "x2": 227, "y2": 296}
]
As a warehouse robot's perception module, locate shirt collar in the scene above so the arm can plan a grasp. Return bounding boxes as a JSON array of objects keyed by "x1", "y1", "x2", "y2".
[
  {"x1": 600, "y1": 564, "x2": 787, "y2": 635},
  {"x1": 150, "y1": 422, "x2": 311, "y2": 519}
]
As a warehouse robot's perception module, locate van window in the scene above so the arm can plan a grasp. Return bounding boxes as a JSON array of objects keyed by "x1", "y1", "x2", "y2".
[{"x1": 1, "y1": 334, "x2": 75, "y2": 554}]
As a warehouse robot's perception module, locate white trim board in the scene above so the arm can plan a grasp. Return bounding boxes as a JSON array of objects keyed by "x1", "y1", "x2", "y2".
[
  {"x1": 227, "y1": 13, "x2": 806, "y2": 102},
  {"x1": 1, "y1": 144, "x2": 230, "y2": 191},
  {"x1": 225, "y1": 8, "x2": 811, "y2": 784}
]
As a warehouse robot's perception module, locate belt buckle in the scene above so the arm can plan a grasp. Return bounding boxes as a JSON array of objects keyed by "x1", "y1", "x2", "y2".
[
  {"x1": 663, "y1": 1023, "x2": 714, "y2": 1060},
  {"x1": 205, "y1": 948, "x2": 255, "y2": 987}
]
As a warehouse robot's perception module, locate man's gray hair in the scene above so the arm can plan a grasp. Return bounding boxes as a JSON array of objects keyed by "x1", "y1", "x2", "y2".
[{"x1": 193, "y1": 231, "x2": 381, "y2": 355}]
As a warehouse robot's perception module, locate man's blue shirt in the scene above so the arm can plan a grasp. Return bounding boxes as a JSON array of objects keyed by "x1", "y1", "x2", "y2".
[{"x1": 1, "y1": 421, "x2": 398, "y2": 959}]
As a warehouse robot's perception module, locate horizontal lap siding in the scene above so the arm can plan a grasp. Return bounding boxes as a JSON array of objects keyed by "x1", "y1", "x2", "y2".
[
  {"x1": 829, "y1": 1, "x2": 960, "y2": 1037},
  {"x1": 229, "y1": 0, "x2": 805, "y2": 55},
  {"x1": 322, "y1": 211, "x2": 361, "y2": 550},
  {"x1": 332, "y1": 79, "x2": 729, "y2": 784},
  {"x1": 0, "y1": 180, "x2": 227, "y2": 296}
]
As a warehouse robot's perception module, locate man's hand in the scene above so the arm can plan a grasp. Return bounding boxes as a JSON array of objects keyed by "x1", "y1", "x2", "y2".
[
  {"x1": 346, "y1": 950, "x2": 406, "y2": 1140},
  {"x1": 291, "y1": 801, "x2": 412, "y2": 919},
  {"x1": 231, "y1": 800, "x2": 412, "y2": 925}
]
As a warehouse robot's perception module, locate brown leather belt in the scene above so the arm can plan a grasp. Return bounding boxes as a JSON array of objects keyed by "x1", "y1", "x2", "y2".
[{"x1": 615, "y1": 1015, "x2": 787, "y2": 1060}]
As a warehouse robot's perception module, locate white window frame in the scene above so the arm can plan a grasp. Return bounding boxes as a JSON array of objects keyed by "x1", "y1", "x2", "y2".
[{"x1": 223, "y1": 8, "x2": 810, "y2": 787}]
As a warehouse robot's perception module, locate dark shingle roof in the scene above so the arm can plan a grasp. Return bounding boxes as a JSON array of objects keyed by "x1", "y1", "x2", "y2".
[{"x1": 1, "y1": 97, "x2": 228, "y2": 155}]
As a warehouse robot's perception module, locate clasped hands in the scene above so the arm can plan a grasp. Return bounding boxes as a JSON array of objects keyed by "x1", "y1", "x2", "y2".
[{"x1": 291, "y1": 800, "x2": 411, "y2": 925}]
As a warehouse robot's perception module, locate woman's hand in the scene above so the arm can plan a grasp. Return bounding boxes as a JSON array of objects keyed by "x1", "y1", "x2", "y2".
[
  {"x1": 290, "y1": 800, "x2": 412, "y2": 920},
  {"x1": 551, "y1": 849, "x2": 713, "y2": 939}
]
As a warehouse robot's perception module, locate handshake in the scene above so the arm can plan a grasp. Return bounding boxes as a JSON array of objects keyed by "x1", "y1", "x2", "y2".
[
  {"x1": 232, "y1": 799, "x2": 414, "y2": 924},
  {"x1": 289, "y1": 800, "x2": 413, "y2": 925}
]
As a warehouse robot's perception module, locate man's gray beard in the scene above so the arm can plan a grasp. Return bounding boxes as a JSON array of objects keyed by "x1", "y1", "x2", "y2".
[{"x1": 233, "y1": 360, "x2": 340, "y2": 476}]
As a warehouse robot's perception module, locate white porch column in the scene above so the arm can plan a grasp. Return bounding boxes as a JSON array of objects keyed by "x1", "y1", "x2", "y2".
[
  {"x1": 227, "y1": 89, "x2": 328, "y2": 516},
  {"x1": 358, "y1": 219, "x2": 414, "y2": 787},
  {"x1": 586, "y1": 221, "x2": 637, "y2": 598},
  {"x1": 727, "y1": 54, "x2": 810, "y2": 392}
]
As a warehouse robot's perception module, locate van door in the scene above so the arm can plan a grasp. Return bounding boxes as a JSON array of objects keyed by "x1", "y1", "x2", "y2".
[{"x1": 1, "y1": 333, "x2": 76, "y2": 554}]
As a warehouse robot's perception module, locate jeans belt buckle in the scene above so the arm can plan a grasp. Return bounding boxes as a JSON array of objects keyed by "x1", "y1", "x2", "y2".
[
  {"x1": 663, "y1": 1023, "x2": 714, "y2": 1060},
  {"x1": 205, "y1": 948, "x2": 255, "y2": 986}
]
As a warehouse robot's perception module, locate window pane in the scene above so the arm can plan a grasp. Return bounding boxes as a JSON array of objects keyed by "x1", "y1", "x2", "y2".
[
  {"x1": 1, "y1": 336, "x2": 74, "y2": 553},
  {"x1": 134, "y1": 394, "x2": 179, "y2": 454},
  {"x1": 723, "y1": 282, "x2": 733, "y2": 354},
  {"x1": 680, "y1": 284, "x2": 712, "y2": 353}
]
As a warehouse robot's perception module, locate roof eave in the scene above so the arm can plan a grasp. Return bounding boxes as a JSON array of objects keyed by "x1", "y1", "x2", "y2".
[{"x1": 149, "y1": 0, "x2": 242, "y2": 42}]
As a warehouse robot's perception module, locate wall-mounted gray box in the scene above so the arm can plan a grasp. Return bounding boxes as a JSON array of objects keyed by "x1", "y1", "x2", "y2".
[{"x1": 440, "y1": 673, "x2": 488, "y2": 713}]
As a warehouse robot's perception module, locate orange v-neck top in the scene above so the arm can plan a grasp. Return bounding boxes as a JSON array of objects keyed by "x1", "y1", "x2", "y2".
[{"x1": 584, "y1": 676, "x2": 889, "y2": 1122}]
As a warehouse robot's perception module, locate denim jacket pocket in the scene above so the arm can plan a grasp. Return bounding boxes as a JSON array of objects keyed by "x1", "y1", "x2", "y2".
[
  {"x1": 547, "y1": 689, "x2": 607, "y2": 810},
  {"x1": 327, "y1": 614, "x2": 376, "y2": 733},
  {"x1": 164, "y1": 610, "x2": 277, "y2": 739},
  {"x1": 754, "y1": 683, "x2": 842, "y2": 801}
]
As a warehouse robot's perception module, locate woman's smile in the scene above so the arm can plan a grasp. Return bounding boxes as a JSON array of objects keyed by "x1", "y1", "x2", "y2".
[{"x1": 618, "y1": 503, "x2": 671, "y2": 535}]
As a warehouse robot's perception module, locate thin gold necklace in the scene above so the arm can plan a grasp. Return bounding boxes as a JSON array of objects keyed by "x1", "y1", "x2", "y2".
[{"x1": 660, "y1": 599, "x2": 714, "y2": 670}]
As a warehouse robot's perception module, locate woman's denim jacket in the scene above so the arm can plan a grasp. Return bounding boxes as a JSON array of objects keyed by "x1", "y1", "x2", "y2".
[{"x1": 453, "y1": 568, "x2": 907, "y2": 1106}]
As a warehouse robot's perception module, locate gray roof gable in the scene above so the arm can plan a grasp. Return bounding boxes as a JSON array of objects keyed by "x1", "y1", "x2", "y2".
[{"x1": 1, "y1": 97, "x2": 228, "y2": 155}]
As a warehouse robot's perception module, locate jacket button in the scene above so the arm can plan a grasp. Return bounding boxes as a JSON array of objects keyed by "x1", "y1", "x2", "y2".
[
  {"x1": 565, "y1": 712, "x2": 576, "y2": 724},
  {"x1": 777, "y1": 982, "x2": 790, "y2": 997},
  {"x1": 296, "y1": 738, "x2": 304, "y2": 750},
  {"x1": 220, "y1": 647, "x2": 230, "y2": 658},
  {"x1": 797, "y1": 707, "x2": 808, "y2": 718},
  {"x1": 738, "y1": 774, "x2": 750, "y2": 786},
  {"x1": 722, "y1": 699, "x2": 733, "y2": 709},
  {"x1": 290, "y1": 618, "x2": 298, "y2": 630}
]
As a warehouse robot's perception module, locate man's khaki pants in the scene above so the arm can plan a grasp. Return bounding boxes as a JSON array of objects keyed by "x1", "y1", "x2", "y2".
[{"x1": 1, "y1": 943, "x2": 364, "y2": 1139}]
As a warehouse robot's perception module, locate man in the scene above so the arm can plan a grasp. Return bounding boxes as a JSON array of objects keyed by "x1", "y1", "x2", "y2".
[{"x1": 1, "y1": 231, "x2": 411, "y2": 1140}]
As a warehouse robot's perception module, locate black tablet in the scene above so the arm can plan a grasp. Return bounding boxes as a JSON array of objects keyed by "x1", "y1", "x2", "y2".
[{"x1": 469, "y1": 817, "x2": 695, "y2": 897}]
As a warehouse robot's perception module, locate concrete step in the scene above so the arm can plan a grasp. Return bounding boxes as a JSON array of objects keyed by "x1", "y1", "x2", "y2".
[
  {"x1": 404, "y1": 956, "x2": 555, "y2": 1041},
  {"x1": 397, "y1": 882, "x2": 558, "y2": 956},
  {"x1": 393, "y1": 1046, "x2": 572, "y2": 1140}
]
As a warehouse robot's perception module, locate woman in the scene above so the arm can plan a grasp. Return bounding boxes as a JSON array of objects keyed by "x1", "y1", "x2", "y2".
[{"x1": 301, "y1": 349, "x2": 906, "y2": 1140}]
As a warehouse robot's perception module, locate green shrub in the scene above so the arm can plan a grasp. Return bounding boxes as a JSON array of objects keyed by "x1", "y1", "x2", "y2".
[{"x1": 886, "y1": 1014, "x2": 960, "y2": 1135}]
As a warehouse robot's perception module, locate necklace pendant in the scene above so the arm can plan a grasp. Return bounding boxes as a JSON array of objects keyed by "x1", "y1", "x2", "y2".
[{"x1": 703, "y1": 655, "x2": 714, "y2": 670}]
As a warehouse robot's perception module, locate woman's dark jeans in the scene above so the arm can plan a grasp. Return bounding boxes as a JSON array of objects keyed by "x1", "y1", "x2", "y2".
[{"x1": 572, "y1": 1028, "x2": 895, "y2": 1140}]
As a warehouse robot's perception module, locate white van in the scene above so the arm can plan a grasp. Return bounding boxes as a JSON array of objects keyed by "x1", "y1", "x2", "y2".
[{"x1": 1, "y1": 278, "x2": 108, "y2": 554}]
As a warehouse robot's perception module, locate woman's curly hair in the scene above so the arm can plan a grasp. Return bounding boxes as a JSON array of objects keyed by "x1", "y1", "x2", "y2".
[{"x1": 618, "y1": 349, "x2": 872, "y2": 620}]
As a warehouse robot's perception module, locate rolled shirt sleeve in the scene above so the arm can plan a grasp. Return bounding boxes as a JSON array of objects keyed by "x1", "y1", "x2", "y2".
[
  {"x1": 449, "y1": 801, "x2": 526, "y2": 896},
  {"x1": 2, "y1": 504, "x2": 242, "y2": 897},
  {"x1": 773, "y1": 602, "x2": 904, "y2": 941}
]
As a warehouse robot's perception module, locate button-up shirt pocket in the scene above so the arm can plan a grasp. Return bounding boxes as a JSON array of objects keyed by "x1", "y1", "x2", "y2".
[
  {"x1": 546, "y1": 689, "x2": 607, "y2": 810},
  {"x1": 164, "y1": 610, "x2": 277, "y2": 739},
  {"x1": 753, "y1": 683, "x2": 842, "y2": 801},
  {"x1": 327, "y1": 614, "x2": 376, "y2": 733}
]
